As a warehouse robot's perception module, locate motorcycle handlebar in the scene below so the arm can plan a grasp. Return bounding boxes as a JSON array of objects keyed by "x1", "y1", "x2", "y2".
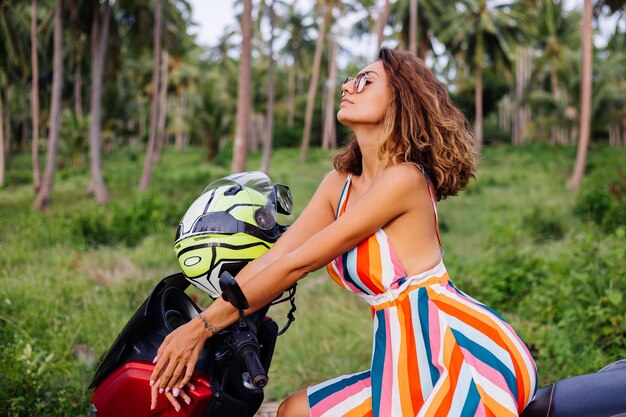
[{"x1": 240, "y1": 345, "x2": 268, "y2": 388}]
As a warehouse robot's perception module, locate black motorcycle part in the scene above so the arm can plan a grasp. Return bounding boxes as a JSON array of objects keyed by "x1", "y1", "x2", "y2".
[
  {"x1": 89, "y1": 273, "x2": 214, "y2": 389},
  {"x1": 206, "y1": 318, "x2": 279, "y2": 417},
  {"x1": 521, "y1": 359, "x2": 626, "y2": 417}
]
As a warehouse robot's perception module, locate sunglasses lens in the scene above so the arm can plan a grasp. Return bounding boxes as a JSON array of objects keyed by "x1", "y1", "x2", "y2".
[{"x1": 356, "y1": 74, "x2": 367, "y2": 93}]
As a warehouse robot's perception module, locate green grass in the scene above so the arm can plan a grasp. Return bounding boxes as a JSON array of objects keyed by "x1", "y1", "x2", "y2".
[{"x1": 1, "y1": 144, "x2": 625, "y2": 415}]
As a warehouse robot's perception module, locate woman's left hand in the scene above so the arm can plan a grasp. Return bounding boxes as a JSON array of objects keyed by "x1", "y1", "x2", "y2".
[{"x1": 150, "y1": 317, "x2": 209, "y2": 410}]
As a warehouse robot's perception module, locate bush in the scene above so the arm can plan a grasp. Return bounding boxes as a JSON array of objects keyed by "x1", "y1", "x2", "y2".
[
  {"x1": 574, "y1": 170, "x2": 626, "y2": 230},
  {"x1": 483, "y1": 119, "x2": 512, "y2": 145},
  {"x1": 522, "y1": 206, "x2": 565, "y2": 243},
  {"x1": 73, "y1": 192, "x2": 179, "y2": 247}
]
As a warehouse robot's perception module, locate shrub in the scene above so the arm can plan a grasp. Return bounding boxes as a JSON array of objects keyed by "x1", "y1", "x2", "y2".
[
  {"x1": 73, "y1": 192, "x2": 179, "y2": 247},
  {"x1": 574, "y1": 170, "x2": 626, "y2": 230},
  {"x1": 522, "y1": 206, "x2": 565, "y2": 243}
]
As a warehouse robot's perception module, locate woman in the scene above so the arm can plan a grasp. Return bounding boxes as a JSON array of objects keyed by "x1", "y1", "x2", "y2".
[{"x1": 150, "y1": 48, "x2": 537, "y2": 416}]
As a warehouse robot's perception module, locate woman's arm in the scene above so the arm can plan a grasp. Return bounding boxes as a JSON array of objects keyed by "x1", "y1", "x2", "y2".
[
  {"x1": 149, "y1": 165, "x2": 422, "y2": 399},
  {"x1": 226, "y1": 169, "x2": 342, "y2": 288}
]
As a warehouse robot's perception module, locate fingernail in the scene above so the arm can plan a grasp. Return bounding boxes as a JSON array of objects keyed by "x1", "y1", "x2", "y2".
[
  {"x1": 165, "y1": 387, "x2": 170, "y2": 393},
  {"x1": 159, "y1": 388, "x2": 164, "y2": 394},
  {"x1": 175, "y1": 406, "x2": 181, "y2": 412},
  {"x1": 173, "y1": 387, "x2": 180, "y2": 397},
  {"x1": 184, "y1": 398, "x2": 190, "y2": 405},
  {"x1": 149, "y1": 380, "x2": 155, "y2": 387},
  {"x1": 153, "y1": 356, "x2": 157, "y2": 364}
]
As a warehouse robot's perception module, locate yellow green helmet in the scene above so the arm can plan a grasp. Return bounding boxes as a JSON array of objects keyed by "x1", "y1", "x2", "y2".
[{"x1": 174, "y1": 172, "x2": 292, "y2": 298}]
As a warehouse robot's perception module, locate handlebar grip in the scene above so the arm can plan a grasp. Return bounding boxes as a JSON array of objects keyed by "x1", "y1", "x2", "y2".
[{"x1": 241, "y1": 347, "x2": 268, "y2": 388}]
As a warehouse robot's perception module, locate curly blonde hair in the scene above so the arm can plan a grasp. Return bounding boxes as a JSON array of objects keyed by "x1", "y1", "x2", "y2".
[{"x1": 333, "y1": 48, "x2": 478, "y2": 201}]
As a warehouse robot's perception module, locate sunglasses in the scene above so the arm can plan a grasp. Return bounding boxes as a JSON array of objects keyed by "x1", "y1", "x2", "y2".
[{"x1": 341, "y1": 72, "x2": 370, "y2": 97}]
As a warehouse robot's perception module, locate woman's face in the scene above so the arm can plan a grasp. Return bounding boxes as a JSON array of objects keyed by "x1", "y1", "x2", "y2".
[{"x1": 337, "y1": 60, "x2": 392, "y2": 128}]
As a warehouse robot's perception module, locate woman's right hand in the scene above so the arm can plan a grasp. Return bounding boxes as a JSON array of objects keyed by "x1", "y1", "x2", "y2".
[{"x1": 149, "y1": 317, "x2": 211, "y2": 410}]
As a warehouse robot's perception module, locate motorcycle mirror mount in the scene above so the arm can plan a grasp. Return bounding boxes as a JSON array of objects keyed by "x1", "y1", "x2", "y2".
[{"x1": 219, "y1": 271, "x2": 249, "y2": 329}]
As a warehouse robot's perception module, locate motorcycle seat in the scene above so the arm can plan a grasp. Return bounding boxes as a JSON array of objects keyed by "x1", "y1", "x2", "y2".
[{"x1": 521, "y1": 360, "x2": 626, "y2": 417}]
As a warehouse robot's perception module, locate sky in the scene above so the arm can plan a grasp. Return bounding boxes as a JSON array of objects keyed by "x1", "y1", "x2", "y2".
[{"x1": 187, "y1": 0, "x2": 623, "y2": 59}]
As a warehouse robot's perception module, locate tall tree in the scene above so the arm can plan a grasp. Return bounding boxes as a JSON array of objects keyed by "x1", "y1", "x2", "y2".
[
  {"x1": 377, "y1": 0, "x2": 391, "y2": 52},
  {"x1": 139, "y1": 0, "x2": 163, "y2": 190},
  {"x1": 31, "y1": 0, "x2": 41, "y2": 191},
  {"x1": 569, "y1": 0, "x2": 593, "y2": 190},
  {"x1": 438, "y1": 0, "x2": 518, "y2": 150},
  {"x1": 231, "y1": 0, "x2": 253, "y2": 173},
  {"x1": 261, "y1": 0, "x2": 276, "y2": 174},
  {"x1": 69, "y1": 0, "x2": 83, "y2": 118},
  {"x1": 87, "y1": 0, "x2": 111, "y2": 203},
  {"x1": 409, "y1": 0, "x2": 418, "y2": 55},
  {"x1": 299, "y1": 8, "x2": 326, "y2": 162},
  {"x1": 0, "y1": 84, "x2": 4, "y2": 187},
  {"x1": 35, "y1": 0, "x2": 63, "y2": 210},
  {"x1": 321, "y1": 38, "x2": 338, "y2": 150}
]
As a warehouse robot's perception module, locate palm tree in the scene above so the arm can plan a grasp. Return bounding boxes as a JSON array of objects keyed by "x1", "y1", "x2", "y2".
[
  {"x1": 232, "y1": 0, "x2": 253, "y2": 173},
  {"x1": 87, "y1": 0, "x2": 111, "y2": 203},
  {"x1": 438, "y1": 0, "x2": 519, "y2": 150},
  {"x1": 409, "y1": 0, "x2": 417, "y2": 55},
  {"x1": 31, "y1": 0, "x2": 41, "y2": 191},
  {"x1": 377, "y1": 0, "x2": 392, "y2": 51},
  {"x1": 299, "y1": 3, "x2": 327, "y2": 162},
  {"x1": 527, "y1": 0, "x2": 579, "y2": 145},
  {"x1": 321, "y1": 37, "x2": 338, "y2": 150},
  {"x1": 0, "y1": 1, "x2": 30, "y2": 187},
  {"x1": 139, "y1": 0, "x2": 163, "y2": 190},
  {"x1": 280, "y1": 4, "x2": 313, "y2": 127},
  {"x1": 35, "y1": 0, "x2": 63, "y2": 210},
  {"x1": 261, "y1": 0, "x2": 276, "y2": 174},
  {"x1": 569, "y1": 0, "x2": 593, "y2": 190}
]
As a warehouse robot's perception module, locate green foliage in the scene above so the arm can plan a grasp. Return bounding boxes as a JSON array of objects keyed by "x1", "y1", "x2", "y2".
[
  {"x1": 522, "y1": 206, "x2": 565, "y2": 243},
  {"x1": 574, "y1": 169, "x2": 626, "y2": 231},
  {"x1": 483, "y1": 119, "x2": 512, "y2": 145},
  {"x1": 72, "y1": 192, "x2": 180, "y2": 247}
]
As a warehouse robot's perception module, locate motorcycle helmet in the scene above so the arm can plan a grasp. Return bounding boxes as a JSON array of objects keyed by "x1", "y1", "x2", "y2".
[{"x1": 174, "y1": 171, "x2": 293, "y2": 299}]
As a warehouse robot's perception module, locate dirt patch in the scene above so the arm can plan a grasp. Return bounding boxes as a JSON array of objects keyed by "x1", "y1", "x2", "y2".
[{"x1": 254, "y1": 401, "x2": 280, "y2": 417}]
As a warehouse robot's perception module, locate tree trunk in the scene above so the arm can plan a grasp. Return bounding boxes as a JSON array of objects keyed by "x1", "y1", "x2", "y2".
[
  {"x1": 34, "y1": 0, "x2": 63, "y2": 210},
  {"x1": 513, "y1": 46, "x2": 531, "y2": 145},
  {"x1": 287, "y1": 66, "x2": 295, "y2": 127},
  {"x1": 299, "y1": 15, "x2": 326, "y2": 162},
  {"x1": 549, "y1": 69, "x2": 567, "y2": 145},
  {"x1": 569, "y1": 0, "x2": 593, "y2": 190},
  {"x1": 261, "y1": 0, "x2": 276, "y2": 174},
  {"x1": 155, "y1": 50, "x2": 169, "y2": 161},
  {"x1": 87, "y1": 0, "x2": 110, "y2": 203},
  {"x1": 4, "y1": 88, "x2": 10, "y2": 160},
  {"x1": 231, "y1": 0, "x2": 253, "y2": 173},
  {"x1": 322, "y1": 39, "x2": 338, "y2": 151},
  {"x1": 474, "y1": 66, "x2": 484, "y2": 153},
  {"x1": 409, "y1": 0, "x2": 418, "y2": 56},
  {"x1": 174, "y1": 90, "x2": 184, "y2": 149},
  {"x1": 70, "y1": 0, "x2": 82, "y2": 118},
  {"x1": 31, "y1": 0, "x2": 41, "y2": 191},
  {"x1": 139, "y1": 0, "x2": 163, "y2": 190},
  {"x1": 376, "y1": 0, "x2": 391, "y2": 53},
  {"x1": 0, "y1": 90, "x2": 5, "y2": 187}
]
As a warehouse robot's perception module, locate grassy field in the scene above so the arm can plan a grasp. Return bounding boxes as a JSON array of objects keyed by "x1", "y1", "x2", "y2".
[{"x1": 0, "y1": 144, "x2": 624, "y2": 416}]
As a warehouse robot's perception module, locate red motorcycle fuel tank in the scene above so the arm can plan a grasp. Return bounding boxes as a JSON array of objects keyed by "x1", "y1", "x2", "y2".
[{"x1": 89, "y1": 361, "x2": 213, "y2": 417}]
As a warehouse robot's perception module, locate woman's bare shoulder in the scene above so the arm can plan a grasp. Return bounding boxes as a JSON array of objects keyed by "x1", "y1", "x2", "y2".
[
  {"x1": 317, "y1": 169, "x2": 350, "y2": 195},
  {"x1": 377, "y1": 164, "x2": 427, "y2": 191}
]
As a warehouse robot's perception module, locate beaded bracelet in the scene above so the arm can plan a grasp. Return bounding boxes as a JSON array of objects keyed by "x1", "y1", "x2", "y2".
[{"x1": 197, "y1": 314, "x2": 217, "y2": 336}]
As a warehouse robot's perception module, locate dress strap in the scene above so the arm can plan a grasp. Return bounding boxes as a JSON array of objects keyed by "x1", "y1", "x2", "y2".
[
  {"x1": 406, "y1": 163, "x2": 444, "y2": 257},
  {"x1": 336, "y1": 174, "x2": 353, "y2": 219}
]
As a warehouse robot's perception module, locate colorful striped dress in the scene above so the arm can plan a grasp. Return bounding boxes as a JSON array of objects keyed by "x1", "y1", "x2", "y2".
[{"x1": 307, "y1": 168, "x2": 537, "y2": 417}]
